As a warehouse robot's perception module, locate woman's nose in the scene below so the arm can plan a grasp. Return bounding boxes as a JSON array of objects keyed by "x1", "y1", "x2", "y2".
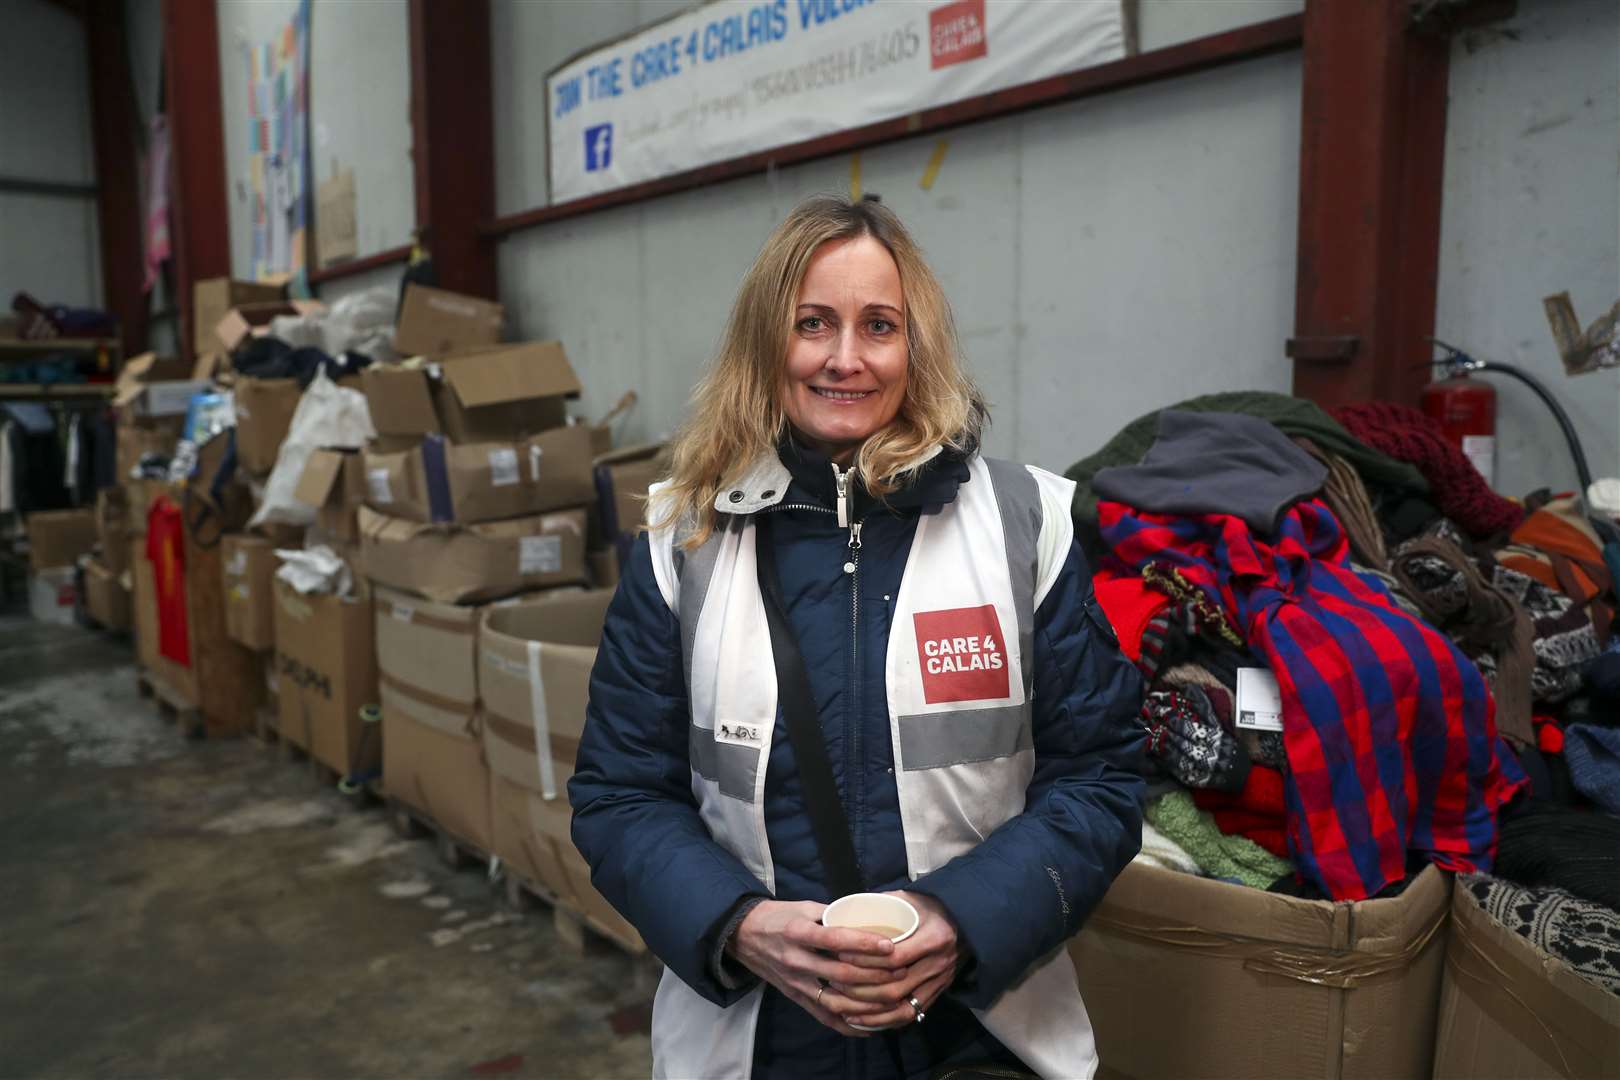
[{"x1": 825, "y1": 330, "x2": 864, "y2": 375}]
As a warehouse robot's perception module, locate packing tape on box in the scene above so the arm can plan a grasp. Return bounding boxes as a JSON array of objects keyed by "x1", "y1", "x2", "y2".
[
  {"x1": 481, "y1": 711, "x2": 580, "y2": 770},
  {"x1": 526, "y1": 641, "x2": 558, "y2": 800},
  {"x1": 1445, "y1": 897, "x2": 1614, "y2": 1077},
  {"x1": 1090, "y1": 902, "x2": 1446, "y2": 990}
]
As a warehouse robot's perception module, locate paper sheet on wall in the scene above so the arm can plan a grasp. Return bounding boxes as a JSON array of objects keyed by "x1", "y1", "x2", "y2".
[{"x1": 316, "y1": 169, "x2": 358, "y2": 269}]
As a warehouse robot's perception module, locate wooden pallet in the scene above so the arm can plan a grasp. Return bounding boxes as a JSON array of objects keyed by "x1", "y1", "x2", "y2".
[
  {"x1": 387, "y1": 798, "x2": 491, "y2": 872},
  {"x1": 136, "y1": 668, "x2": 203, "y2": 738},
  {"x1": 501, "y1": 868, "x2": 648, "y2": 959}
]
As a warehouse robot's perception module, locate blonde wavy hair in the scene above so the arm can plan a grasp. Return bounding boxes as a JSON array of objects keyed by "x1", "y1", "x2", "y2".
[{"x1": 656, "y1": 195, "x2": 985, "y2": 547}]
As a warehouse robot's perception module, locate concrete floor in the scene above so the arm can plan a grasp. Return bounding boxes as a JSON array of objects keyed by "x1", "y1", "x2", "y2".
[{"x1": 0, "y1": 610, "x2": 656, "y2": 1078}]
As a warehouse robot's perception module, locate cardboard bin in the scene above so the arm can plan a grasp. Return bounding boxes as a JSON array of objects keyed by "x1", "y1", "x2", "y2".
[
  {"x1": 273, "y1": 580, "x2": 378, "y2": 775},
  {"x1": 358, "y1": 506, "x2": 588, "y2": 604},
  {"x1": 1069, "y1": 861, "x2": 1451, "y2": 1080},
  {"x1": 1432, "y1": 878, "x2": 1620, "y2": 1079},
  {"x1": 94, "y1": 486, "x2": 131, "y2": 575},
  {"x1": 477, "y1": 589, "x2": 643, "y2": 953},
  {"x1": 214, "y1": 299, "x2": 324, "y2": 354},
  {"x1": 375, "y1": 588, "x2": 493, "y2": 852},
  {"x1": 362, "y1": 425, "x2": 596, "y2": 525},
  {"x1": 233, "y1": 376, "x2": 304, "y2": 475},
  {"x1": 26, "y1": 508, "x2": 97, "y2": 571},
  {"x1": 83, "y1": 558, "x2": 131, "y2": 631},
  {"x1": 393, "y1": 284, "x2": 503, "y2": 357},
  {"x1": 594, "y1": 442, "x2": 666, "y2": 564},
  {"x1": 363, "y1": 341, "x2": 580, "y2": 445},
  {"x1": 221, "y1": 534, "x2": 278, "y2": 650}
]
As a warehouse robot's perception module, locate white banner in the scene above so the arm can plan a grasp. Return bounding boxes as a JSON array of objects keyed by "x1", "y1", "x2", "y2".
[{"x1": 547, "y1": 0, "x2": 1128, "y2": 204}]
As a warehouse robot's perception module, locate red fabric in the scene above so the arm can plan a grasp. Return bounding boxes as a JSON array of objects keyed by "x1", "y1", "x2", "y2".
[
  {"x1": 145, "y1": 496, "x2": 190, "y2": 667},
  {"x1": 1092, "y1": 570, "x2": 1172, "y2": 662},
  {"x1": 1331, "y1": 401, "x2": 1523, "y2": 537},
  {"x1": 1534, "y1": 715, "x2": 1565, "y2": 754},
  {"x1": 1193, "y1": 766, "x2": 1290, "y2": 858}
]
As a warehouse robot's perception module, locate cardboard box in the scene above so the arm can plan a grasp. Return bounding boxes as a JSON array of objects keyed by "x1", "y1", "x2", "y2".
[
  {"x1": 115, "y1": 413, "x2": 184, "y2": 482},
  {"x1": 83, "y1": 557, "x2": 131, "y2": 631},
  {"x1": 215, "y1": 299, "x2": 325, "y2": 354},
  {"x1": 296, "y1": 448, "x2": 366, "y2": 544},
  {"x1": 233, "y1": 376, "x2": 304, "y2": 475},
  {"x1": 29, "y1": 567, "x2": 78, "y2": 626},
  {"x1": 113, "y1": 354, "x2": 212, "y2": 419},
  {"x1": 362, "y1": 425, "x2": 596, "y2": 525},
  {"x1": 375, "y1": 588, "x2": 492, "y2": 851},
  {"x1": 26, "y1": 509, "x2": 97, "y2": 571},
  {"x1": 221, "y1": 534, "x2": 278, "y2": 650},
  {"x1": 393, "y1": 284, "x2": 503, "y2": 357},
  {"x1": 1068, "y1": 862, "x2": 1450, "y2": 1080},
  {"x1": 1432, "y1": 879, "x2": 1620, "y2": 1079},
  {"x1": 362, "y1": 342, "x2": 579, "y2": 444},
  {"x1": 594, "y1": 442, "x2": 666, "y2": 563},
  {"x1": 588, "y1": 547, "x2": 619, "y2": 589},
  {"x1": 273, "y1": 580, "x2": 378, "y2": 773},
  {"x1": 478, "y1": 590, "x2": 642, "y2": 953},
  {"x1": 93, "y1": 487, "x2": 131, "y2": 574},
  {"x1": 193, "y1": 278, "x2": 283, "y2": 358},
  {"x1": 130, "y1": 536, "x2": 160, "y2": 670},
  {"x1": 358, "y1": 506, "x2": 589, "y2": 604}
]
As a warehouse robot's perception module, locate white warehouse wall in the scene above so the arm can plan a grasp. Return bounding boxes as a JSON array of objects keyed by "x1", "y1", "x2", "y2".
[
  {"x1": 0, "y1": 0, "x2": 101, "y2": 310},
  {"x1": 1436, "y1": 0, "x2": 1620, "y2": 498},
  {"x1": 491, "y1": 0, "x2": 1305, "y2": 470}
]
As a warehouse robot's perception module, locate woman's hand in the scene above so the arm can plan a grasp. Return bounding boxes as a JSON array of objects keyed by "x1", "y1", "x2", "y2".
[
  {"x1": 727, "y1": 899, "x2": 907, "y2": 1036},
  {"x1": 829, "y1": 891, "x2": 961, "y2": 1029}
]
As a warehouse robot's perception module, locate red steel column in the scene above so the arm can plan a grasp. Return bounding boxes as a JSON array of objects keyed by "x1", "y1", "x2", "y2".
[
  {"x1": 162, "y1": 0, "x2": 231, "y2": 359},
  {"x1": 85, "y1": 0, "x2": 148, "y2": 358},
  {"x1": 1290, "y1": 0, "x2": 1452, "y2": 409},
  {"x1": 408, "y1": 0, "x2": 496, "y2": 299}
]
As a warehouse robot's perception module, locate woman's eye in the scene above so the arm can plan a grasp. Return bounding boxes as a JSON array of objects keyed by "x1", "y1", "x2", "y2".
[
  {"x1": 870, "y1": 319, "x2": 894, "y2": 334},
  {"x1": 799, "y1": 316, "x2": 824, "y2": 332}
]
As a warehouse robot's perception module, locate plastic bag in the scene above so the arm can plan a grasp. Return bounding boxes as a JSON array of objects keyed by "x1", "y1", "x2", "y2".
[
  {"x1": 268, "y1": 286, "x2": 398, "y2": 362},
  {"x1": 274, "y1": 544, "x2": 353, "y2": 596},
  {"x1": 249, "y1": 370, "x2": 375, "y2": 528}
]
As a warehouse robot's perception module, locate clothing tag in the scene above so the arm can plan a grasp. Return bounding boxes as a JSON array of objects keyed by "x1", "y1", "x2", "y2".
[
  {"x1": 487, "y1": 447, "x2": 520, "y2": 487},
  {"x1": 519, "y1": 535, "x2": 562, "y2": 575},
  {"x1": 366, "y1": 467, "x2": 393, "y2": 504},
  {"x1": 714, "y1": 720, "x2": 766, "y2": 748},
  {"x1": 1235, "y1": 667, "x2": 1284, "y2": 732},
  {"x1": 391, "y1": 603, "x2": 415, "y2": 624}
]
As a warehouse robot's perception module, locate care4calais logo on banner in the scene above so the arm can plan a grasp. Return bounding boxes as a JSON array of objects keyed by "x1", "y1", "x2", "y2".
[
  {"x1": 913, "y1": 604, "x2": 1010, "y2": 705},
  {"x1": 547, "y1": 0, "x2": 1127, "y2": 203}
]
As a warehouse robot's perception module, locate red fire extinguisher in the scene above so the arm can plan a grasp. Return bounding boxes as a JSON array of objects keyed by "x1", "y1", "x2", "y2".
[{"x1": 1421, "y1": 368, "x2": 1497, "y2": 487}]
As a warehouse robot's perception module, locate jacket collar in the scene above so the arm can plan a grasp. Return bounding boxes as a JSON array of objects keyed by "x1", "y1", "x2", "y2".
[{"x1": 712, "y1": 437, "x2": 966, "y2": 515}]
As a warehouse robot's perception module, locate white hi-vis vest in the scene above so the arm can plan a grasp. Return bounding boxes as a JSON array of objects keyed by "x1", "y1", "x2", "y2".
[{"x1": 645, "y1": 453, "x2": 1098, "y2": 1080}]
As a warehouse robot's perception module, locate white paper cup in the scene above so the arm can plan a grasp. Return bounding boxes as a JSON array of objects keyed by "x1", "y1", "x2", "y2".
[{"x1": 821, "y1": 893, "x2": 920, "y2": 1031}]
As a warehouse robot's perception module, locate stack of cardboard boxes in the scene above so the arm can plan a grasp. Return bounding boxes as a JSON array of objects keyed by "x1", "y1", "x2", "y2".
[
  {"x1": 24, "y1": 508, "x2": 97, "y2": 626},
  {"x1": 354, "y1": 287, "x2": 603, "y2": 863}
]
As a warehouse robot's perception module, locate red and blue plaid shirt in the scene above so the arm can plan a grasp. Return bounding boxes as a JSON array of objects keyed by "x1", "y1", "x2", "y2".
[{"x1": 1100, "y1": 497, "x2": 1527, "y2": 900}]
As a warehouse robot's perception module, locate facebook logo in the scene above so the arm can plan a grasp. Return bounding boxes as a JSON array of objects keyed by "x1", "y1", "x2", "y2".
[{"x1": 584, "y1": 124, "x2": 613, "y2": 172}]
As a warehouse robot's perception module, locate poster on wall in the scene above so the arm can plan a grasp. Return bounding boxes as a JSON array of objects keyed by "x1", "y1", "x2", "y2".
[
  {"x1": 546, "y1": 0, "x2": 1129, "y2": 204},
  {"x1": 243, "y1": 0, "x2": 312, "y2": 288}
]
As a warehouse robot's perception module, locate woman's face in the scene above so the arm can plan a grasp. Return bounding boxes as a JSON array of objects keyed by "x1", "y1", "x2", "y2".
[{"x1": 781, "y1": 234, "x2": 908, "y2": 465}]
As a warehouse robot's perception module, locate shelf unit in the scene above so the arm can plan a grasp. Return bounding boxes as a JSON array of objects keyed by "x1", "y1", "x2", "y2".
[
  {"x1": 0, "y1": 338, "x2": 121, "y2": 361},
  {"x1": 0, "y1": 335, "x2": 122, "y2": 406},
  {"x1": 0, "y1": 383, "x2": 116, "y2": 401}
]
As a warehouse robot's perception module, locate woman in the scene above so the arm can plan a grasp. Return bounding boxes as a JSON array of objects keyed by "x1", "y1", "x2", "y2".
[{"x1": 570, "y1": 195, "x2": 1144, "y2": 1079}]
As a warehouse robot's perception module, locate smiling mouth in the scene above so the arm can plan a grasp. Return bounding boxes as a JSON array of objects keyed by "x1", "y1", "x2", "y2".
[{"x1": 811, "y1": 387, "x2": 875, "y2": 401}]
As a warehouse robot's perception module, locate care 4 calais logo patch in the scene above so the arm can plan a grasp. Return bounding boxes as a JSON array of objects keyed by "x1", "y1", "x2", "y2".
[
  {"x1": 914, "y1": 604, "x2": 1010, "y2": 704},
  {"x1": 929, "y1": 0, "x2": 988, "y2": 70}
]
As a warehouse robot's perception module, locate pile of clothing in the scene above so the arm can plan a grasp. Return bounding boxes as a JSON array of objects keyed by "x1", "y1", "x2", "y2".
[{"x1": 1069, "y1": 393, "x2": 1620, "y2": 997}]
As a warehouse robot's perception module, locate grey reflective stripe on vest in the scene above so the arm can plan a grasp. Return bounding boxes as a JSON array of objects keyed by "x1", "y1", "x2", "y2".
[
  {"x1": 676, "y1": 519, "x2": 729, "y2": 695},
  {"x1": 896, "y1": 703, "x2": 1033, "y2": 770},
  {"x1": 687, "y1": 724, "x2": 761, "y2": 801},
  {"x1": 982, "y1": 457, "x2": 1040, "y2": 697}
]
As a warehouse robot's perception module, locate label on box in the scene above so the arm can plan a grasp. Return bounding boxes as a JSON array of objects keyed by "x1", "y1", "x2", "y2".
[
  {"x1": 519, "y1": 535, "x2": 563, "y2": 575},
  {"x1": 225, "y1": 551, "x2": 247, "y2": 575},
  {"x1": 1235, "y1": 667, "x2": 1284, "y2": 732},
  {"x1": 391, "y1": 603, "x2": 415, "y2": 624},
  {"x1": 367, "y1": 467, "x2": 394, "y2": 504},
  {"x1": 487, "y1": 448, "x2": 520, "y2": 487}
]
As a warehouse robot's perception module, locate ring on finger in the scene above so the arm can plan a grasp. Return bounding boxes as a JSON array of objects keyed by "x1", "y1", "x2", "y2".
[
  {"x1": 816, "y1": 979, "x2": 829, "y2": 1007},
  {"x1": 909, "y1": 996, "x2": 925, "y2": 1024}
]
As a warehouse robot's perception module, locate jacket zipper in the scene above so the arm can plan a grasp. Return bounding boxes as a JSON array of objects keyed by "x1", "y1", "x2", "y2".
[{"x1": 832, "y1": 463, "x2": 863, "y2": 865}]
